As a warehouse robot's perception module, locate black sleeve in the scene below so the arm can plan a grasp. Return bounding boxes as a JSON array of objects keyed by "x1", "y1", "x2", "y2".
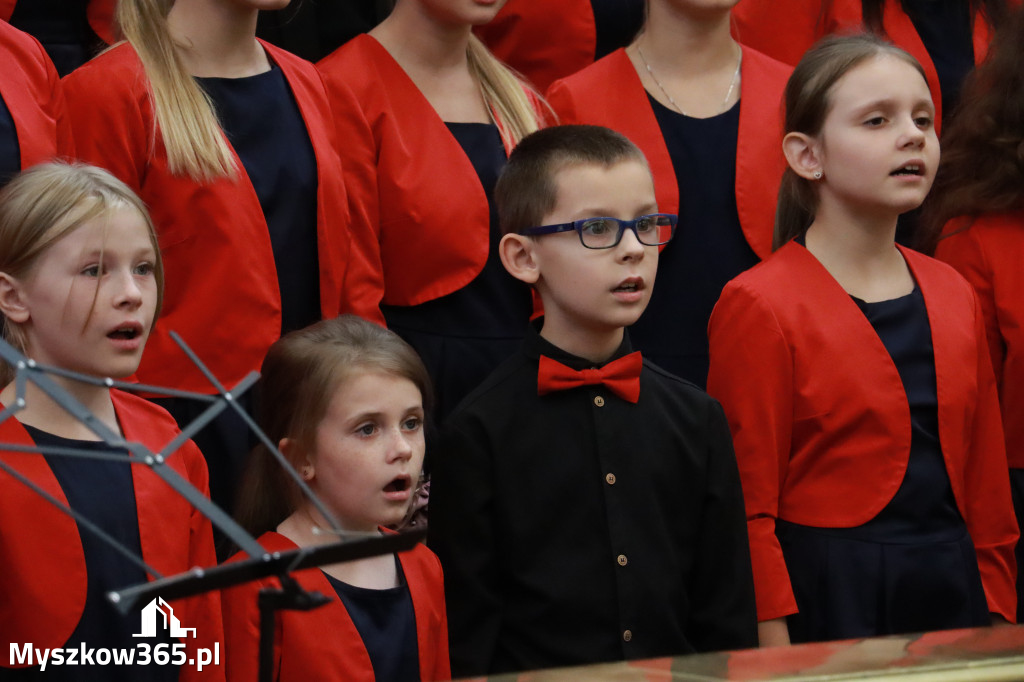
[
  {"x1": 685, "y1": 397, "x2": 760, "y2": 651},
  {"x1": 427, "y1": 414, "x2": 504, "y2": 677}
]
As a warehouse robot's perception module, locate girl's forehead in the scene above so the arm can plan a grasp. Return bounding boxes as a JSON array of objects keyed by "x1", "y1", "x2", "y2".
[{"x1": 829, "y1": 55, "x2": 930, "y2": 108}]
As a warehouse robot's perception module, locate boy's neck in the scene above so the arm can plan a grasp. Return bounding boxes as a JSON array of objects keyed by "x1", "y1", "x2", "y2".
[
  {"x1": 538, "y1": 319, "x2": 625, "y2": 365},
  {"x1": 0, "y1": 378, "x2": 119, "y2": 440}
]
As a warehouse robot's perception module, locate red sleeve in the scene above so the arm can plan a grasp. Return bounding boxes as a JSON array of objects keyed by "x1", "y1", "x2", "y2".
[
  {"x1": 180, "y1": 441, "x2": 227, "y2": 682},
  {"x1": 962, "y1": 289, "x2": 1018, "y2": 622},
  {"x1": 935, "y1": 225, "x2": 1004, "y2": 384},
  {"x1": 221, "y1": 573, "x2": 278, "y2": 682},
  {"x1": 544, "y1": 77, "x2": 580, "y2": 126},
  {"x1": 62, "y1": 53, "x2": 149, "y2": 193},
  {"x1": 706, "y1": 279, "x2": 798, "y2": 621},
  {"x1": 316, "y1": 63, "x2": 386, "y2": 322},
  {"x1": 731, "y1": 0, "x2": 828, "y2": 66}
]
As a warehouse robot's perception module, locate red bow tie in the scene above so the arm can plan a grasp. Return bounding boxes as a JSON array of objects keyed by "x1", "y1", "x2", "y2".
[{"x1": 537, "y1": 352, "x2": 642, "y2": 403}]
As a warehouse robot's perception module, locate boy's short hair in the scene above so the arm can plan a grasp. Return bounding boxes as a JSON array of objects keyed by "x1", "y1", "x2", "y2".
[{"x1": 496, "y1": 125, "x2": 649, "y2": 236}]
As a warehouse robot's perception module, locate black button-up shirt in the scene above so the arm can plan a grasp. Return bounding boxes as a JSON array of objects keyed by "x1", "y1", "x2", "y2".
[{"x1": 430, "y1": 323, "x2": 757, "y2": 676}]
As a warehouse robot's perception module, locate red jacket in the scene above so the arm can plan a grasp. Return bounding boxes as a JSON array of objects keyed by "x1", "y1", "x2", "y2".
[
  {"x1": 473, "y1": 0, "x2": 597, "y2": 93},
  {"x1": 0, "y1": 20, "x2": 74, "y2": 168},
  {"x1": 0, "y1": 389, "x2": 223, "y2": 680},
  {"x1": 936, "y1": 212, "x2": 1024, "y2": 471},
  {"x1": 731, "y1": 0, "x2": 1005, "y2": 130},
  {"x1": 62, "y1": 42, "x2": 371, "y2": 393},
  {"x1": 707, "y1": 241, "x2": 1017, "y2": 622},
  {"x1": 318, "y1": 34, "x2": 535, "y2": 312},
  {"x1": 546, "y1": 46, "x2": 791, "y2": 261},
  {"x1": 221, "y1": 531, "x2": 450, "y2": 681}
]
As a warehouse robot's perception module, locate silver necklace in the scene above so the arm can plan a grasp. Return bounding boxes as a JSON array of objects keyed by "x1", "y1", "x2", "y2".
[{"x1": 636, "y1": 43, "x2": 742, "y2": 117}]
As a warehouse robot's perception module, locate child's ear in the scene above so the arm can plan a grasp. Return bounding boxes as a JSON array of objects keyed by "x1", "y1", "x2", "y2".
[
  {"x1": 0, "y1": 273, "x2": 30, "y2": 324},
  {"x1": 279, "y1": 437, "x2": 316, "y2": 481},
  {"x1": 783, "y1": 131, "x2": 824, "y2": 181},
  {"x1": 498, "y1": 233, "x2": 541, "y2": 285}
]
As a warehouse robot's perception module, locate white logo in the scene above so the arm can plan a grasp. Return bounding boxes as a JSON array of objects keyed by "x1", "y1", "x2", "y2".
[{"x1": 134, "y1": 597, "x2": 196, "y2": 638}]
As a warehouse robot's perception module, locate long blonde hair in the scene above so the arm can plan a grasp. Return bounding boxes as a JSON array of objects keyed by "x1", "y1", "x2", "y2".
[
  {"x1": 115, "y1": 0, "x2": 237, "y2": 181},
  {"x1": 0, "y1": 163, "x2": 165, "y2": 384},
  {"x1": 467, "y1": 34, "x2": 545, "y2": 148}
]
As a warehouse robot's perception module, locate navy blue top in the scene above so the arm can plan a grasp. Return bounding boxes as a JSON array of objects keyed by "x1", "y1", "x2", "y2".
[
  {"x1": 850, "y1": 286, "x2": 963, "y2": 538},
  {"x1": 384, "y1": 122, "x2": 530, "y2": 338},
  {"x1": 902, "y1": 0, "x2": 975, "y2": 120},
  {"x1": 382, "y1": 123, "x2": 530, "y2": 418},
  {"x1": 0, "y1": 93, "x2": 20, "y2": 187},
  {"x1": 590, "y1": 0, "x2": 645, "y2": 60},
  {"x1": 629, "y1": 97, "x2": 758, "y2": 388},
  {"x1": 197, "y1": 65, "x2": 321, "y2": 336},
  {"x1": 18, "y1": 425, "x2": 176, "y2": 681},
  {"x1": 324, "y1": 559, "x2": 419, "y2": 682},
  {"x1": 8, "y1": 0, "x2": 100, "y2": 76}
]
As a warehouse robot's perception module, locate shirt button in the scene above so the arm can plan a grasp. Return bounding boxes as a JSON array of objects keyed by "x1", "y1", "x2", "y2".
[
  {"x1": 594, "y1": 395, "x2": 605, "y2": 407},
  {"x1": 617, "y1": 554, "x2": 628, "y2": 566},
  {"x1": 605, "y1": 473, "x2": 616, "y2": 485},
  {"x1": 623, "y1": 629, "x2": 633, "y2": 642}
]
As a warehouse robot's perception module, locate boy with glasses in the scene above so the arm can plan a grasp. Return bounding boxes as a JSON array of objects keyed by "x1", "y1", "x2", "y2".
[{"x1": 430, "y1": 125, "x2": 758, "y2": 677}]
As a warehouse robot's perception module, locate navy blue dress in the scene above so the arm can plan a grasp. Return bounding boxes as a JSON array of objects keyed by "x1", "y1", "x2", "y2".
[
  {"x1": 156, "y1": 64, "x2": 319, "y2": 517},
  {"x1": 777, "y1": 286, "x2": 990, "y2": 642},
  {"x1": 628, "y1": 97, "x2": 759, "y2": 389},
  {"x1": 382, "y1": 122, "x2": 531, "y2": 420},
  {"x1": 323, "y1": 558, "x2": 419, "y2": 682},
  {"x1": 0, "y1": 94, "x2": 19, "y2": 186},
  {"x1": 9, "y1": 426, "x2": 177, "y2": 681}
]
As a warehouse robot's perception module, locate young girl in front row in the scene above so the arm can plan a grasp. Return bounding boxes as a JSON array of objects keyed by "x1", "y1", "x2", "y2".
[
  {"x1": 222, "y1": 315, "x2": 449, "y2": 681},
  {"x1": 707, "y1": 35, "x2": 1018, "y2": 647},
  {"x1": 0, "y1": 162, "x2": 222, "y2": 680}
]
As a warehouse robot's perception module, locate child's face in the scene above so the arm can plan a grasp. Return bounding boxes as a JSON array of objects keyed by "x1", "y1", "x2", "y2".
[
  {"x1": 415, "y1": 0, "x2": 508, "y2": 26},
  {"x1": 15, "y1": 207, "x2": 158, "y2": 379},
  {"x1": 527, "y1": 160, "x2": 659, "y2": 351},
  {"x1": 813, "y1": 54, "x2": 939, "y2": 219},
  {"x1": 307, "y1": 371, "x2": 426, "y2": 533}
]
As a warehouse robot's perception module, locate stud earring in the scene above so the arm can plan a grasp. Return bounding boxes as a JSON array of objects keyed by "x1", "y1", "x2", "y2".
[
  {"x1": 812, "y1": 170, "x2": 823, "y2": 180},
  {"x1": 301, "y1": 467, "x2": 313, "y2": 481}
]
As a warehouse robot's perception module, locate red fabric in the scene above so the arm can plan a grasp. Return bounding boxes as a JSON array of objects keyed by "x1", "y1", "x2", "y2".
[
  {"x1": 473, "y1": 0, "x2": 596, "y2": 93},
  {"x1": 935, "y1": 212, "x2": 1024, "y2": 470},
  {"x1": 537, "y1": 352, "x2": 642, "y2": 403},
  {"x1": 221, "y1": 531, "x2": 450, "y2": 681},
  {"x1": 546, "y1": 46, "x2": 790, "y2": 261},
  {"x1": 62, "y1": 42, "x2": 375, "y2": 394},
  {"x1": 706, "y1": 242, "x2": 1018, "y2": 622},
  {"x1": 0, "y1": 390, "x2": 224, "y2": 680},
  {"x1": 318, "y1": 34, "x2": 530, "y2": 311},
  {"x1": 86, "y1": 0, "x2": 116, "y2": 45},
  {"x1": 0, "y1": 20, "x2": 74, "y2": 167},
  {"x1": 730, "y1": 0, "x2": 1010, "y2": 132}
]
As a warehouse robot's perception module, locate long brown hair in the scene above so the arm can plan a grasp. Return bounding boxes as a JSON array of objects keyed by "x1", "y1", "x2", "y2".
[
  {"x1": 0, "y1": 163, "x2": 165, "y2": 384},
  {"x1": 918, "y1": 5, "x2": 1024, "y2": 254},
  {"x1": 234, "y1": 315, "x2": 433, "y2": 537},
  {"x1": 773, "y1": 34, "x2": 926, "y2": 250}
]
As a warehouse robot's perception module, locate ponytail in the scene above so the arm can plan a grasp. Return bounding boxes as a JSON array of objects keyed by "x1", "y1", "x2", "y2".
[
  {"x1": 116, "y1": 0, "x2": 237, "y2": 181},
  {"x1": 466, "y1": 34, "x2": 544, "y2": 149}
]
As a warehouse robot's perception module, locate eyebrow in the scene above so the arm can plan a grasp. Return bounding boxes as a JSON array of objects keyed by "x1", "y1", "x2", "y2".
[{"x1": 853, "y1": 97, "x2": 935, "y2": 115}]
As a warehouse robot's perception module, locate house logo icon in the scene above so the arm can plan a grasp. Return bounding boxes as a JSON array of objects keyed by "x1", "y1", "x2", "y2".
[{"x1": 133, "y1": 597, "x2": 196, "y2": 639}]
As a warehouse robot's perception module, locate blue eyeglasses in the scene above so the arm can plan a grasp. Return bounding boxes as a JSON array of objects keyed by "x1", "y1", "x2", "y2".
[{"x1": 518, "y1": 213, "x2": 677, "y2": 249}]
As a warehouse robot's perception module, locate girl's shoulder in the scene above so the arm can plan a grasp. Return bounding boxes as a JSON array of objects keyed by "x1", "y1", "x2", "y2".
[{"x1": 62, "y1": 43, "x2": 147, "y2": 102}]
